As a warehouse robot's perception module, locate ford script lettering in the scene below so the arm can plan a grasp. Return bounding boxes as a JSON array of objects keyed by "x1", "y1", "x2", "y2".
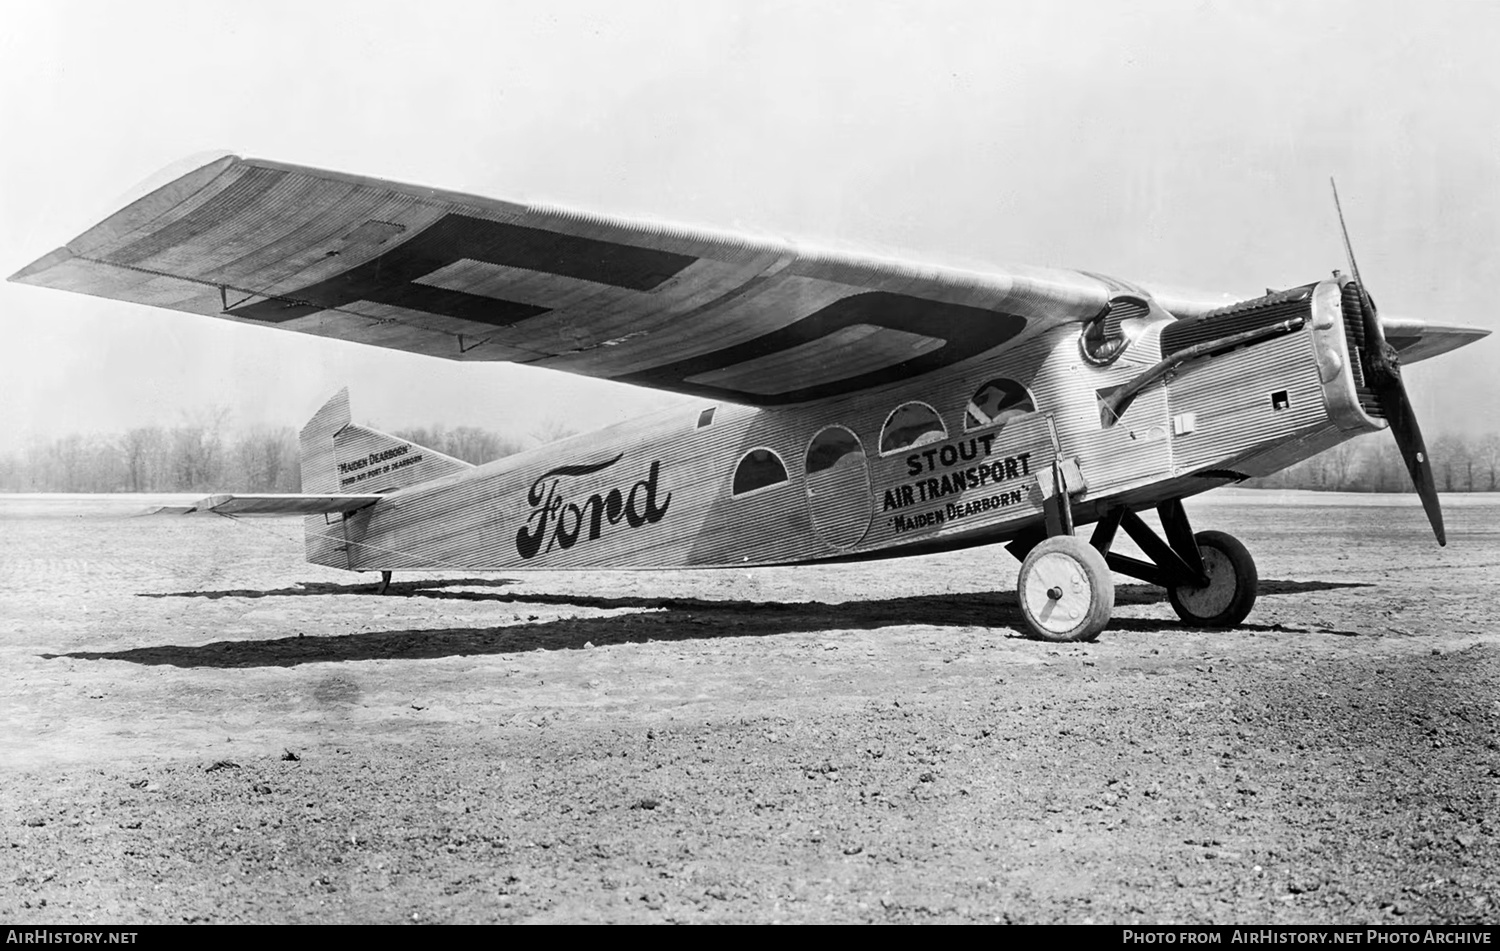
[{"x1": 515, "y1": 454, "x2": 672, "y2": 560}]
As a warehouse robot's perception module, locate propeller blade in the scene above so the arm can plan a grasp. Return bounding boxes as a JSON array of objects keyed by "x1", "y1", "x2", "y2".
[
  {"x1": 1372, "y1": 361, "x2": 1447, "y2": 545},
  {"x1": 1331, "y1": 177, "x2": 1366, "y2": 290},
  {"x1": 1332, "y1": 178, "x2": 1388, "y2": 348},
  {"x1": 1331, "y1": 178, "x2": 1446, "y2": 545}
]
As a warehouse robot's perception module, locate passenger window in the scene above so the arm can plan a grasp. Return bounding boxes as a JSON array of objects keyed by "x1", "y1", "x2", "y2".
[
  {"x1": 732, "y1": 448, "x2": 789, "y2": 496},
  {"x1": 806, "y1": 426, "x2": 863, "y2": 475},
  {"x1": 880, "y1": 402, "x2": 947, "y2": 455},
  {"x1": 965, "y1": 379, "x2": 1036, "y2": 431}
]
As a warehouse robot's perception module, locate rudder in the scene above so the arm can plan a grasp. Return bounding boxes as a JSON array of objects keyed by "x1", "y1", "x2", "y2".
[{"x1": 299, "y1": 388, "x2": 352, "y2": 495}]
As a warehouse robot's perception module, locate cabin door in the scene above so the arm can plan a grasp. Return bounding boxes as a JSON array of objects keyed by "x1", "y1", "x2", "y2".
[{"x1": 804, "y1": 425, "x2": 873, "y2": 550}]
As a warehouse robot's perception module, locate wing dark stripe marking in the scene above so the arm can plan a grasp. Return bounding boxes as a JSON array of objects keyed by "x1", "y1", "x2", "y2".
[
  {"x1": 228, "y1": 212, "x2": 697, "y2": 327},
  {"x1": 620, "y1": 292, "x2": 1028, "y2": 405},
  {"x1": 442, "y1": 215, "x2": 698, "y2": 291}
]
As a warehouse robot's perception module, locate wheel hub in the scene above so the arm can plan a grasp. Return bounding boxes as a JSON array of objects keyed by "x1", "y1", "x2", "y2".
[
  {"x1": 1023, "y1": 551, "x2": 1094, "y2": 631},
  {"x1": 1174, "y1": 547, "x2": 1236, "y2": 616}
]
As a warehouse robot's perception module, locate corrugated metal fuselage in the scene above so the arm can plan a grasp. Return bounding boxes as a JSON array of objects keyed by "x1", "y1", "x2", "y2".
[{"x1": 309, "y1": 277, "x2": 1382, "y2": 572}]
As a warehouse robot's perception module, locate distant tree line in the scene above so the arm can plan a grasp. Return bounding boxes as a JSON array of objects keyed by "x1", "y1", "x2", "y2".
[
  {"x1": 1245, "y1": 431, "x2": 1500, "y2": 492},
  {"x1": 0, "y1": 417, "x2": 557, "y2": 493},
  {"x1": 388, "y1": 425, "x2": 530, "y2": 468},
  {"x1": 0, "y1": 411, "x2": 302, "y2": 493}
]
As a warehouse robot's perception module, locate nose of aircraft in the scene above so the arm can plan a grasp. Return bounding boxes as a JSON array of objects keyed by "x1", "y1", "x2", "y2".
[
  {"x1": 1330, "y1": 179, "x2": 1493, "y2": 547},
  {"x1": 1346, "y1": 280, "x2": 1446, "y2": 544}
]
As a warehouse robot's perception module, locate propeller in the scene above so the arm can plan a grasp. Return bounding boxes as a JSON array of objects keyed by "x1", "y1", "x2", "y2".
[{"x1": 1330, "y1": 179, "x2": 1446, "y2": 545}]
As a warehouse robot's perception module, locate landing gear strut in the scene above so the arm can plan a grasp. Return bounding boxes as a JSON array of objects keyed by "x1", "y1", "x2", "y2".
[
  {"x1": 1011, "y1": 461, "x2": 1114, "y2": 642},
  {"x1": 1009, "y1": 487, "x2": 1258, "y2": 641},
  {"x1": 374, "y1": 570, "x2": 393, "y2": 595},
  {"x1": 1093, "y1": 500, "x2": 1258, "y2": 629}
]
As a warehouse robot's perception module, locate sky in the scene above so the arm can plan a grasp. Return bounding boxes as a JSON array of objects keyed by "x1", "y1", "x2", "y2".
[{"x1": 3, "y1": 0, "x2": 1496, "y2": 449}]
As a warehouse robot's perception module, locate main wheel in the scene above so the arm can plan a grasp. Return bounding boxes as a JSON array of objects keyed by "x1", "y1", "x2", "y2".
[
  {"x1": 1017, "y1": 536, "x2": 1115, "y2": 642},
  {"x1": 1167, "y1": 530, "x2": 1258, "y2": 627}
]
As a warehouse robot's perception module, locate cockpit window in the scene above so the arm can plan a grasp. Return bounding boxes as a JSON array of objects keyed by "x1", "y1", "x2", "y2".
[
  {"x1": 1080, "y1": 296, "x2": 1149, "y2": 365},
  {"x1": 965, "y1": 379, "x2": 1036, "y2": 431},
  {"x1": 732, "y1": 448, "x2": 789, "y2": 496},
  {"x1": 880, "y1": 402, "x2": 947, "y2": 455}
]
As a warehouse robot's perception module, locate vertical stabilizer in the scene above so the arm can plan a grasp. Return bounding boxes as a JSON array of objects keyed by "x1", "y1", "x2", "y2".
[
  {"x1": 299, "y1": 388, "x2": 351, "y2": 494},
  {"x1": 300, "y1": 389, "x2": 353, "y2": 567}
]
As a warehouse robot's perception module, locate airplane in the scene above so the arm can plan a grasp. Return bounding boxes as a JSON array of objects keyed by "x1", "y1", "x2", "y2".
[{"x1": 9, "y1": 153, "x2": 1490, "y2": 642}]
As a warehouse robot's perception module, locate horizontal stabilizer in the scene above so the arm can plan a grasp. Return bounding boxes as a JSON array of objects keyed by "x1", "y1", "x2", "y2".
[{"x1": 143, "y1": 493, "x2": 384, "y2": 517}]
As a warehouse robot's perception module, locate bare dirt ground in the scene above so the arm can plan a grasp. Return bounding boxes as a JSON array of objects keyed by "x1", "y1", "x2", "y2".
[{"x1": 0, "y1": 489, "x2": 1496, "y2": 925}]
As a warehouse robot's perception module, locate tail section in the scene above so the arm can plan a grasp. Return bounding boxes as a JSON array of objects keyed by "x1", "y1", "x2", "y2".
[
  {"x1": 329, "y1": 421, "x2": 474, "y2": 494},
  {"x1": 299, "y1": 388, "x2": 352, "y2": 495},
  {"x1": 299, "y1": 388, "x2": 475, "y2": 568}
]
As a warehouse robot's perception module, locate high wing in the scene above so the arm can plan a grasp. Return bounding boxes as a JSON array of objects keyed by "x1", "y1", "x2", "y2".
[
  {"x1": 10, "y1": 153, "x2": 1116, "y2": 406},
  {"x1": 144, "y1": 493, "x2": 385, "y2": 516}
]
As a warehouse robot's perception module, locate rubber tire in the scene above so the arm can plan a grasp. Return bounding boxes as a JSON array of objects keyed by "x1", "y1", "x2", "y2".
[
  {"x1": 1017, "y1": 535, "x2": 1115, "y2": 642},
  {"x1": 1167, "y1": 530, "x2": 1258, "y2": 628}
]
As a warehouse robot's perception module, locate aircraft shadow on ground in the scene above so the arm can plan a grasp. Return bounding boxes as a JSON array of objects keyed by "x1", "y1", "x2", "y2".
[
  {"x1": 52, "y1": 579, "x2": 1375, "y2": 669},
  {"x1": 137, "y1": 577, "x2": 524, "y2": 600}
]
